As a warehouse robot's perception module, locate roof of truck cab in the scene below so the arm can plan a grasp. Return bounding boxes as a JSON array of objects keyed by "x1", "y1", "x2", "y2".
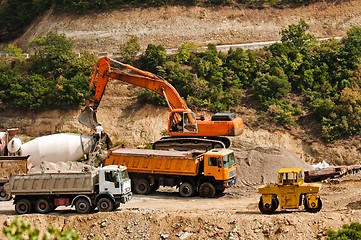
[
  {"x1": 110, "y1": 148, "x2": 195, "y2": 158},
  {"x1": 278, "y1": 168, "x2": 302, "y2": 173},
  {"x1": 205, "y1": 148, "x2": 233, "y2": 155},
  {"x1": 101, "y1": 165, "x2": 127, "y2": 171}
]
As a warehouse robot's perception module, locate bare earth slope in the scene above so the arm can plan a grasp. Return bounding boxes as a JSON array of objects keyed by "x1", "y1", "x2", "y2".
[
  {"x1": 1, "y1": 1, "x2": 361, "y2": 239},
  {"x1": 16, "y1": 1, "x2": 361, "y2": 52}
]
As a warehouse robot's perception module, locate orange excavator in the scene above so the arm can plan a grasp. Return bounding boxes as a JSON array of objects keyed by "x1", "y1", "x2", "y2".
[{"x1": 78, "y1": 57, "x2": 244, "y2": 151}]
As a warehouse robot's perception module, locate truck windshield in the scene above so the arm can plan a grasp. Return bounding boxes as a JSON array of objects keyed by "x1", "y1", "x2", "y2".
[
  {"x1": 222, "y1": 152, "x2": 236, "y2": 168},
  {"x1": 120, "y1": 170, "x2": 129, "y2": 180}
]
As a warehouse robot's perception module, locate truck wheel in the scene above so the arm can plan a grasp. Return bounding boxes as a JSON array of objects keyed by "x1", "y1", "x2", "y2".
[
  {"x1": 97, "y1": 197, "x2": 114, "y2": 212},
  {"x1": 0, "y1": 191, "x2": 12, "y2": 201},
  {"x1": 15, "y1": 199, "x2": 32, "y2": 214},
  {"x1": 75, "y1": 198, "x2": 91, "y2": 214},
  {"x1": 134, "y1": 179, "x2": 151, "y2": 195},
  {"x1": 199, "y1": 182, "x2": 216, "y2": 198},
  {"x1": 258, "y1": 196, "x2": 278, "y2": 214},
  {"x1": 179, "y1": 182, "x2": 195, "y2": 197},
  {"x1": 35, "y1": 198, "x2": 52, "y2": 214},
  {"x1": 304, "y1": 197, "x2": 322, "y2": 213}
]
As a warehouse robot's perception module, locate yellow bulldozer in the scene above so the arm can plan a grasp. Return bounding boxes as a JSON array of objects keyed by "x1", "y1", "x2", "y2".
[{"x1": 258, "y1": 168, "x2": 322, "y2": 214}]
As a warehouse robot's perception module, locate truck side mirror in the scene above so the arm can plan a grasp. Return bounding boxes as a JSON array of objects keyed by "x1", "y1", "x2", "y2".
[{"x1": 217, "y1": 159, "x2": 222, "y2": 168}]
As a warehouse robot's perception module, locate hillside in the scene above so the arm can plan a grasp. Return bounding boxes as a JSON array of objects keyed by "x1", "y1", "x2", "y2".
[
  {"x1": 3, "y1": 0, "x2": 360, "y2": 166},
  {"x1": 15, "y1": 1, "x2": 361, "y2": 53}
]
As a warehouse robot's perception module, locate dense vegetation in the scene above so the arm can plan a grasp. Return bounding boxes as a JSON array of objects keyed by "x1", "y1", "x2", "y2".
[
  {"x1": 327, "y1": 222, "x2": 361, "y2": 240},
  {"x1": 136, "y1": 20, "x2": 361, "y2": 142},
  {"x1": 1, "y1": 20, "x2": 361, "y2": 142},
  {"x1": 0, "y1": 32, "x2": 96, "y2": 111},
  {"x1": 0, "y1": 0, "x2": 313, "y2": 42}
]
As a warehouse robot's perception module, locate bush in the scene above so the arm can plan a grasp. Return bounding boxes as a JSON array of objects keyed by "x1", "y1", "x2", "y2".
[
  {"x1": 266, "y1": 100, "x2": 296, "y2": 126},
  {"x1": 3, "y1": 218, "x2": 80, "y2": 239},
  {"x1": 140, "y1": 44, "x2": 167, "y2": 73},
  {"x1": 251, "y1": 72, "x2": 291, "y2": 104},
  {"x1": 0, "y1": 33, "x2": 94, "y2": 111},
  {"x1": 118, "y1": 36, "x2": 141, "y2": 63},
  {"x1": 327, "y1": 222, "x2": 361, "y2": 239}
]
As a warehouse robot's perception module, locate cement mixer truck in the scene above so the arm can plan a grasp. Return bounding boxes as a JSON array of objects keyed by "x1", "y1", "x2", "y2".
[
  {"x1": 4, "y1": 132, "x2": 109, "y2": 166},
  {"x1": 8, "y1": 165, "x2": 132, "y2": 214}
]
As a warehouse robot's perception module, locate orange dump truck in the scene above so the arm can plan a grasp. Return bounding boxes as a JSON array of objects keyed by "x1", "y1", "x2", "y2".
[{"x1": 104, "y1": 147, "x2": 237, "y2": 198}]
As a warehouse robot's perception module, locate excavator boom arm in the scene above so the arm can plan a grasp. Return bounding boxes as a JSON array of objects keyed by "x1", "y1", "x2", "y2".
[
  {"x1": 78, "y1": 57, "x2": 189, "y2": 128},
  {"x1": 90, "y1": 57, "x2": 188, "y2": 111}
]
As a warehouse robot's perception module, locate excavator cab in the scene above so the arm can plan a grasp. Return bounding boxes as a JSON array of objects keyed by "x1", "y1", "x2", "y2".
[
  {"x1": 183, "y1": 112, "x2": 198, "y2": 133},
  {"x1": 170, "y1": 111, "x2": 198, "y2": 133}
]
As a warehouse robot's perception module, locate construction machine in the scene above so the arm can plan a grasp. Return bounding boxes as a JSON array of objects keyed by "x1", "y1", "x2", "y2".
[
  {"x1": 258, "y1": 168, "x2": 322, "y2": 214},
  {"x1": 78, "y1": 57, "x2": 244, "y2": 151}
]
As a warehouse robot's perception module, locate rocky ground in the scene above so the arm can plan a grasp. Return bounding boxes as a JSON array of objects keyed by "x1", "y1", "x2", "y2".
[{"x1": 1, "y1": 1, "x2": 361, "y2": 239}]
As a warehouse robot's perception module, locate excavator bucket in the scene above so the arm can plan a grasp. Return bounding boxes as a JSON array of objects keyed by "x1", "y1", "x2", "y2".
[{"x1": 78, "y1": 106, "x2": 99, "y2": 129}]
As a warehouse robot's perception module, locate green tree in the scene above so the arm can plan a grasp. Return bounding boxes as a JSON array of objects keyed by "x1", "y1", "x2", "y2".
[
  {"x1": 251, "y1": 72, "x2": 291, "y2": 104},
  {"x1": 327, "y1": 222, "x2": 361, "y2": 239},
  {"x1": 3, "y1": 44, "x2": 26, "y2": 62},
  {"x1": 340, "y1": 26, "x2": 361, "y2": 70},
  {"x1": 225, "y1": 48, "x2": 258, "y2": 87},
  {"x1": 119, "y1": 36, "x2": 141, "y2": 63},
  {"x1": 266, "y1": 100, "x2": 296, "y2": 126},
  {"x1": 280, "y1": 19, "x2": 316, "y2": 51},
  {"x1": 140, "y1": 44, "x2": 167, "y2": 73},
  {"x1": 29, "y1": 32, "x2": 76, "y2": 77},
  {"x1": 175, "y1": 42, "x2": 196, "y2": 64}
]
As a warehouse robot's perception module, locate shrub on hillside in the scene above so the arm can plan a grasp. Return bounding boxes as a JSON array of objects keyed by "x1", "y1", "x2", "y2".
[
  {"x1": 3, "y1": 217, "x2": 80, "y2": 239},
  {"x1": 327, "y1": 222, "x2": 361, "y2": 239}
]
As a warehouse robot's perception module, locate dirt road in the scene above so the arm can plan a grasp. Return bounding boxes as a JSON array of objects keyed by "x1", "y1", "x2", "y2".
[{"x1": 1, "y1": 174, "x2": 361, "y2": 240}]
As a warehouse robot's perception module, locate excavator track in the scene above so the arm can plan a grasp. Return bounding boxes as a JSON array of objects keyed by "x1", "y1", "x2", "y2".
[{"x1": 152, "y1": 137, "x2": 230, "y2": 152}]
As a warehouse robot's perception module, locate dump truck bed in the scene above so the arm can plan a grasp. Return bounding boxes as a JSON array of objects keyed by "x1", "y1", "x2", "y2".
[
  {"x1": 9, "y1": 171, "x2": 98, "y2": 195},
  {"x1": 105, "y1": 148, "x2": 201, "y2": 176},
  {"x1": 0, "y1": 155, "x2": 29, "y2": 183}
]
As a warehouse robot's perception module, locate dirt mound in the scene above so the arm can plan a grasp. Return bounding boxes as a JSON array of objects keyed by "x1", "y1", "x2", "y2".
[
  {"x1": 233, "y1": 140, "x2": 312, "y2": 186},
  {"x1": 29, "y1": 161, "x2": 92, "y2": 173}
]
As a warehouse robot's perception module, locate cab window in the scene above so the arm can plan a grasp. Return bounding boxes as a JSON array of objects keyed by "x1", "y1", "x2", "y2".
[
  {"x1": 223, "y1": 153, "x2": 235, "y2": 168},
  {"x1": 120, "y1": 170, "x2": 129, "y2": 180},
  {"x1": 208, "y1": 157, "x2": 218, "y2": 166}
]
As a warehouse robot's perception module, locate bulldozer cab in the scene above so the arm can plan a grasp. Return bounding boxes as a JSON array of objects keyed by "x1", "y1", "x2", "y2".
[{"x1": 277, "y1": 168, "x2": 304, "y2": 186}]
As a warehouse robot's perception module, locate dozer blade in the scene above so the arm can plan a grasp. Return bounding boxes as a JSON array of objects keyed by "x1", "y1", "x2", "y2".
[{"x1": 78, "y1": 106, "x2": 98, "y2": 129}]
